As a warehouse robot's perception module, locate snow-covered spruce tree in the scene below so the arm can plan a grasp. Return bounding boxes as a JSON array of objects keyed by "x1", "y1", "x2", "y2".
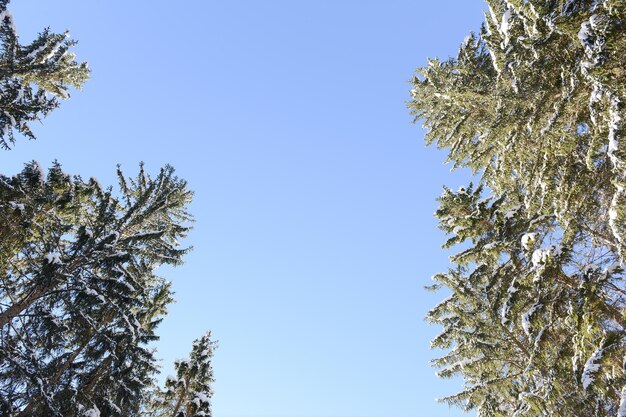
[
  {"x1": 410, "y1": 1, "x2": 626, "y2": 415},
  {"x1": 0, "y1": 162, "x2": 192, "y2": 416},
  {"x1": 0, "y1": 0, "x2": 89, "y2": 149},
  {"x1": 427, "y1": 184, "x2": 625, "y2": 415},
  {"x1": 144, "y1": 332, "x2": 217, "y2": 417}
]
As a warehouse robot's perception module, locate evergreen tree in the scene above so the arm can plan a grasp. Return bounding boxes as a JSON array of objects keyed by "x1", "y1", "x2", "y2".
[
  {"x1": 0, "y1": 0, "x2": 89, "y2": 149},
  {"x1": 427, "y1": 185, "x2": 625, "y2": 415},
  {"x1": 0, "y1": 162, "x2": 193, "y2": 416},
  {"x1": 410, "y1": 1, "x2": 626, "y2": 415},
  {"x1": 0, "y1": 3, "x2": 217, "y2": 416},
  {"x1": 145, "y1": 332, "x2": 217, "y2": 417}
]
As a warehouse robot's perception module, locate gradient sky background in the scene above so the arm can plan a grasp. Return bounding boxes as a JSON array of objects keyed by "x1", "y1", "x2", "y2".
[{"x1": 5, "y1": 2, "x2": 486, "y2": 416}]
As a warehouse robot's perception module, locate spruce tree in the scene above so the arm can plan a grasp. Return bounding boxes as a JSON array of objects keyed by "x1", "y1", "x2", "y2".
[
  {"x1": 145, "y1": 332, "x2": 217, "y2": 417},
  {"x1": 410, "y1": 1, "x2": 626, "y2": 415},
  {"x1": 0, "y1": 0, "x2": 89, "y2": 149},
  {"x1": 0, "y1": 162, "x2": 193, "y2": 416},
  {"x1": 0, "y1": 3, "x2": 217, "y2": 416}
]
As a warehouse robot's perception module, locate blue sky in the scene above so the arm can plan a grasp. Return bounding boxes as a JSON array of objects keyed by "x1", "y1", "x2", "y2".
[{"x1": 5, "y1": 2, "x2": 485, "y2": 416}]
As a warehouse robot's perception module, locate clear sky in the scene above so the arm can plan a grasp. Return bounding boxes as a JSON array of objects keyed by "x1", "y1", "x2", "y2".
[{"x1": 5, "y1": 2, "x2": 486, "y2": 417}]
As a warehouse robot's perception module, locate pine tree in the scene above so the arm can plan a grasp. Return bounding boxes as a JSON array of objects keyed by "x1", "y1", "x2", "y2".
[
  {"x1": 0, "y1": 162, "x2": 193, "y2": 416},
  {"x1": 410, "y1": 1, "x2": 626, "y2": 415},
  {"x1": 0, "y1": 0, "x2": 89, "y2": 149}
]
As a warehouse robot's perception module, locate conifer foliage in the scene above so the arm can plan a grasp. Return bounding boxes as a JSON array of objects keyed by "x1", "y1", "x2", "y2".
[
  {"x1": 0, "y1": 162, "x2": 195, "y2": 416},
  {"x1": 147, "y1": 332, "x2": 217, "y2": 417},
  {"x1": 0, "y1": 2, "x2": 217, "y2": 416},
  {"x1": 0, "y1": 0, "x2": 89, "y2": 149},
  {"x1": 411, "y1": 1, "x2": 626, "y2": 416}
]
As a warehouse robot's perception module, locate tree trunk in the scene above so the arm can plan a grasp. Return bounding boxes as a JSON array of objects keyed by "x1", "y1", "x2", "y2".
[{"x1": 0, "y1": 283, "x2": 51, "y2": 327}]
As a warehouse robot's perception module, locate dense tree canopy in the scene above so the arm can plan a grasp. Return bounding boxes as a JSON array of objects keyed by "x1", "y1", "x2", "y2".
[{"x1": 410, "y1": 0, "x2": 626, "y2": 415}]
